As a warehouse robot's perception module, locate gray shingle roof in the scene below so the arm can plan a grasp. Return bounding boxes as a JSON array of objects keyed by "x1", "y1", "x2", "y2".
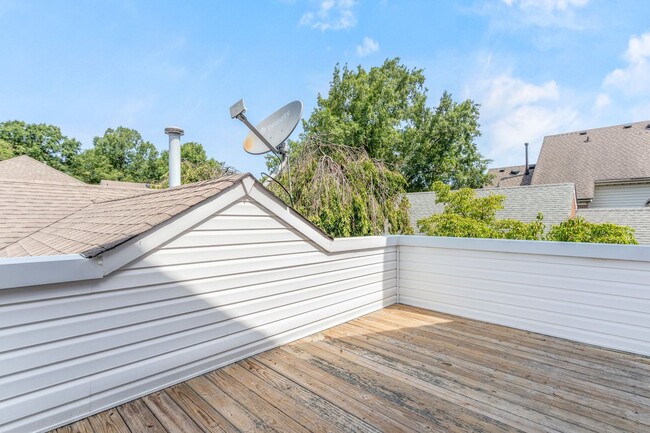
[
  {"x1": 577, "y1": 208, "x2": 650, "y2": 244},
  {"x1": 0, "y1": 178, "x2": 146, "y2": 252},
  {"x1": 0, "y1": 174, "x2": 245, "y2": 258},
  {"x1": 486, "y1": 165, "x2": 534, "y2": 188},
  {"x1": 0, "y1": 155, "x2": 85, "y2": 185},
  {"x1": 532, "y1": 120, "x2": 650, "y2": 201},
  {"x1": 407, "y1": 183, "x2": 576, "y2": 233}
]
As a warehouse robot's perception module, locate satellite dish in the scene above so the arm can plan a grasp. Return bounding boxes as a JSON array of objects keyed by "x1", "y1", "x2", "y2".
[{"x1": 243, "y1": 101, "x2": 303, "y2": 155}]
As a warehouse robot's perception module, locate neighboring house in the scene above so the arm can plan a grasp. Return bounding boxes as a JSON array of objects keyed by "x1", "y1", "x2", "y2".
[
  {"x1": 407, "y1": 183, "x2": 576, "y2": 234},
  {"x1": 486, "y1": 164, "x2": 535, "y2": 187},
  {"x1": 532, "y1": 120, "x2": 650, "y2": 209},
  {"x1": 483, "y1": 120, "x2": 650, "y2": 243}
]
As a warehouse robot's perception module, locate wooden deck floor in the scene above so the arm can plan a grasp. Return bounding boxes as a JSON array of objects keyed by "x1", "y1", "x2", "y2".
[{"x1": 52, "y1": 305, "x2": 650, "y2": 433}]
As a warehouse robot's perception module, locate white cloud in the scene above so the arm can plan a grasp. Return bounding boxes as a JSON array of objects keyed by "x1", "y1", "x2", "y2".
[
  {"x1": 594, "y1": 93, "x2": 610, "y2": 110},
  {"x1": 494, "y1": 0, "x2": 589, "y2": 28},
  {"x1": 502, "y1": 0, "x2": 588, "y2": 12},
  {"x1": 482, "y1": 74, "x2": 559, "y2": 112},
  {"x1": 356, "y1": 37, "x2": 379, "y2": 57},
  {"x1": 604, "y1": 32, "x2": 650, "y2": 95},
  {"x1": 467, "y1": 71, "x2": 579, "y2": 166},
  {"x1": 300, "y1": 0, "x2": 357, "y2": 31}
]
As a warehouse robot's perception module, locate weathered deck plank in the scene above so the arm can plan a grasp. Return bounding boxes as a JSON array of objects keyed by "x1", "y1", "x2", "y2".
[{"x1": 51, "y1": 305, "x2": 650, "y2": 433}]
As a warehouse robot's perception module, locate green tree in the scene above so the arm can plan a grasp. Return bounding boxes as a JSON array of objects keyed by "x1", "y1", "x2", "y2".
[
  {"x1": 74, "y1": 127, "x2": 161, "y2": 183},
  {"x1": 155, "y1": 142, "x2": 236, "y2": 187},
  {"x1": 0, "y1": 120, "x2": 80, "y2": 171},
  {"x1": 301, "y1": 58, "x2": 491, "y2": 191},
  {"x1": 0, "y1": 138, "x2": 14, "y2": 160},
  {"x1": 547, "y1": 217, "x2": 637, "y2": 245},
  {"x1": 417, "y1": 182, "x2": 637, "y2": 244},
  {"x1": 417, "y1": 182, "x2": 544, "y2": 240},
  {"x1": 268, "y1": 137, "x2": 413, "y2": 237}
]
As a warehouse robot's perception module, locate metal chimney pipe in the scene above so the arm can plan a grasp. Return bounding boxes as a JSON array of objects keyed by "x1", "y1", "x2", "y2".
[
  {"x1": 524, "y1": 142, "x2": 530, "y2": 176},
  {"x1": 164, "y1": 126, "x2": 184, "y2": 188}
]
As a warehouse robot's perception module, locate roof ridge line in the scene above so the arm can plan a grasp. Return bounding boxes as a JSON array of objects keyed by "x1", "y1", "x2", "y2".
[
  {"x1": 545, "y1": 119, "x2": 650, "y2": 138},
  {"x1": 90, "y1": 173, "x2": 248, "y2": 205}
]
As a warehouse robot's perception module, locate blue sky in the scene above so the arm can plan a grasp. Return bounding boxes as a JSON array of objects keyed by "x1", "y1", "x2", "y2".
[{"x1": 1, "y1": 0, "x2": 648, "y2": 176}]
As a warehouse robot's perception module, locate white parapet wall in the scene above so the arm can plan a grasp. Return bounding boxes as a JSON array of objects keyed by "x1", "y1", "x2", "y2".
[
  {"x1": 2, "y1": 228, "x2": 650, "y2": 433},
  {"x1": 397, "y1": 236, "x2": 650, "y2": 357},
  {"x1": 0, "y1": 200, "x2": 398, "y2": 433}
]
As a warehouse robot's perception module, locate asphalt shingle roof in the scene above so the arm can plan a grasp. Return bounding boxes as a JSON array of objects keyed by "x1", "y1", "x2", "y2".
[
  {"x1": 407, "y1": 183, "x2": 576, "y2": 233},
  {"x1": 0, "y1": 179, "x2": 145, "y2": 252},
  {"x1": 577, "y1": 208, "x2": 650, "y2": 245},
  {"x1": 0, "y1": 173, "x2": 245, "y2": 258},
  {"x1": 486, "y1": 165, "x2": 534, "y2": 188},
  {"x1": 532, "y1": 120, "x2": 650, "y2": 201},
  {"x1": 0, "y1": 155, "x2": 85, "y2": 185}
]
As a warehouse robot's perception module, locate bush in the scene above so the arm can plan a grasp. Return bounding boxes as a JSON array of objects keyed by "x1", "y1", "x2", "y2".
[
  {"x1": 417, "y1": 182, "x2": 637, "y2": 244},
  {"x1": 547, "y1": 217, "x2": 637, "y2": 245}
]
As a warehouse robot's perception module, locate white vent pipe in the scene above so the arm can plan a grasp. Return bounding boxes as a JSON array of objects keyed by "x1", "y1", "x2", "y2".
[{"x1": 164, "y1": 126, "x2": 184, "y2": 188}]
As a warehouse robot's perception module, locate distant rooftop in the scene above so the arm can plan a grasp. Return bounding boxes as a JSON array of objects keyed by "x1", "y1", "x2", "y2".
[
  {"x1": 532, "y1": 120, "x2": 650, "y2": 201},
  {"x1": 0, "y1": 154, "x2": 84, "y2": 185},
  {"x1": 486, "y1": 164, "x2": 535, "y2": 188},
  {"x1": 407, "y1": 183, "x2": 576, "y2": 233}
]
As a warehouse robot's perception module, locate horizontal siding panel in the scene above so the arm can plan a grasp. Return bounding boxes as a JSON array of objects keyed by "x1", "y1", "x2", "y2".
[
  {"x1": 2, "y1": 279, "x2": 396, "y2": 400},
  {"x1": 1, "y1": 258, "x2": 394, "y2": 329},
  {"x1": 193, "y1": 215, "x2": 288, "y2": 231},
  {"x1": 217, "y1": 200, "x2": 270, "y2": 216},
  {"x1": 400, "y1": 248, "x2": 650, "y2": 285},
  {"x1": 1, "y1": 255, "x2": 395, "y2": 351},
  {"x1": 401, "y1": 244, "x2": 650, "y2": 271},
  {"x1": 92, "y1": 249, "x2": 396, "y2": 292},
  {"x1": 162, "y1": 228, "x2": 303, "y2": 248},
  {"x1": 123, "y1": 240, "x2": 318, "y2": 270},
  {"x1": 399, "y1": 269, "x2": 650, "y2": 313},
  {"x1": 399, "y1": 258, "x2": 648, "y2": 299},
  {"x1": 592, "y1": 183, "x2": 650, "y2": 208},
  {"x1": 399, "y1": 244, "x2": 650, "y2": 356},
  {"x1": 399, "y1": 283, "x2": 648, "y2": 335},
  {"x1": 1, "y1": 271, "x2": 396, "y2": 377}
]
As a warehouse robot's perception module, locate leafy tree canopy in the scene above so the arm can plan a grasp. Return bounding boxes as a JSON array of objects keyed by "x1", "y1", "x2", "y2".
[
  {"x1": 155, "y1": 142, "x2": 236, "y2": 187},
  {"x1": 418, "y1": 182, "x2": 545, "y2": 240},
  {"x1": 0, "y1": 120, "x2": 81, "y2": 172},
  {"x1": 268, "y1": 136, "x2": 413, "y2": 237},
  {"x1": 547, "y1": 217, "x2": 637, "y2": 245},
  {"x1": 302, "y1": 58, "x2": 491, "y2": 191},
  {"x1": 0, "y1": 138, "x2": 14, "y2": 160},
  {"x1": 418, "y1": 182, "x2": 638, "y2": 244}
]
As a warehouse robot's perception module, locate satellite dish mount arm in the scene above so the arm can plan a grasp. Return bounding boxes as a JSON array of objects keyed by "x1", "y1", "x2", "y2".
[{"x1": 234, "y1": 113, "x2": 278, "y2": 156}]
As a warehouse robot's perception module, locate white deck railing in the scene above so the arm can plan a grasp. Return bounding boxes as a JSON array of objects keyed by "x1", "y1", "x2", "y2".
[{"x1": 1, "y1": 234, "x2": 649, "y2": 433}]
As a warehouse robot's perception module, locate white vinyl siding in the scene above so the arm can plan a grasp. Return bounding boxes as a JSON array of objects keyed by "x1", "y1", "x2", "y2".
[
  {"x1": 398, "y1": 237, "x2": 650, "y2": 357},
  {"x1": 591, "y1": 183, "x2": 650, "y2": 208},
  {"x1": 0, "y1": 199, "x2": 397, "y2": 433}
]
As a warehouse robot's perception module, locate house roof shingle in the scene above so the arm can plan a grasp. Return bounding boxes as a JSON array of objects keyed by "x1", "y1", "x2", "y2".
[
  {"x1": 486, "y1": 164, "x2": 534, "y2": 188},
  {"x1": 0, "y1": 155, "x2": 85, "y2": 185},
  {"x1": 0, "y1": 178, "x2": 147, "y2": 252},
  {"x1": 407, "y1": 183, "x2": 576, "y2": 233},
  {"x1": 531, "y1": 120, "x2": 650, "y2": 201},
  {"x1": 0, "y1": 173, "x2": 245, "y2": 258},
  {"x1": 577, "y1": 208, "x2": 650, "y2": 244}
]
